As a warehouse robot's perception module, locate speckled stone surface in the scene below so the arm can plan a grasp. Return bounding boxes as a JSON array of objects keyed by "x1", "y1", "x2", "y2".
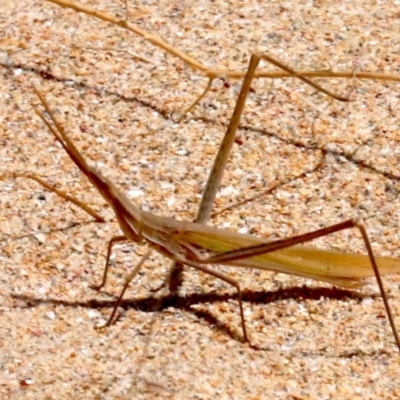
[{"x1": 1, "y1": 1, "x2": 400, "y2": 398}]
